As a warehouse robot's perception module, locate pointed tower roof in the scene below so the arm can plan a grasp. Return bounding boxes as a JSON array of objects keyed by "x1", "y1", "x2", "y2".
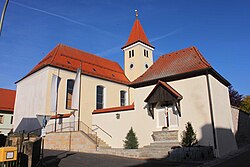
[{"x1": 122, "y1": 17, "x2": 154, "y2": 49}]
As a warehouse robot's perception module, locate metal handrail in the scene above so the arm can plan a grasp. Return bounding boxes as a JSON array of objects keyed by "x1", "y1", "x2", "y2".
[
  {"x1": 92, "y1": 124, "x2": 112, "y2": 138},
  {"x1": 79, "y1": 121, "x2": 97, "y2": 145},
  {"x1": 45, "y1": 121, "x2": 98, "y2": 146}
]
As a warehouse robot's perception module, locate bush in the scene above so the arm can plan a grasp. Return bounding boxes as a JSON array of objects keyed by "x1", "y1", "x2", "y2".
[
  {"x1": 181, "y1": 122, "x2": 197, "y2": 147},
  {"x1": 124, "y1": 127, "x2": 139, "y2": 149}
]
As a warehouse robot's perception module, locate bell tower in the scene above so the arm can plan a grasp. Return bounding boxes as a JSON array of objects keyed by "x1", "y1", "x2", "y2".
[{"x1": 122, "y1": 10, "x2": 154, "y2": 81}]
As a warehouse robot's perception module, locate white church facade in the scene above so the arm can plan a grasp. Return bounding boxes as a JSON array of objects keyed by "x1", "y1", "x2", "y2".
[{"x1": 13, "y1": 16, "x2": 237, "y2": 157}]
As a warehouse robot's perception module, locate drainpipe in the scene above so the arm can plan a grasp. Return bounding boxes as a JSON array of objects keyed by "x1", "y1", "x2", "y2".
[
  {"x1": 206, "y1": 71, "x2": 218, "y2": 155},
  {"x1": 128, "y1": 87, "x2": 130, "y2": 105}
]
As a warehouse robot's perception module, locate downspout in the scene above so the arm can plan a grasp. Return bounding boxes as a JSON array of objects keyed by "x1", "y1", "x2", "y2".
[
  {"x1": 206, "y1": 71, "x2": 218, "y2": 152},
  {"x1": 128, "y1": 87, "x2": 130, "y2": 105}
]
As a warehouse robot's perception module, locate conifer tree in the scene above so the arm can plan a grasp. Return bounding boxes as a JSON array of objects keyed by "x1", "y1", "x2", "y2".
[
  {"x1": 124, "y1": 127, "x2": 139, "y2": 149},
  {"x1": 181, "y1": 122, "x2": 197, "y2": 147}
]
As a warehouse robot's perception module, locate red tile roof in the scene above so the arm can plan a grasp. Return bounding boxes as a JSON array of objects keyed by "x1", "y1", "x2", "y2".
[
  {"x1": 132, "y1": 46, "x2": 211, "y2": 85},
  {"x1": 93, "y1": 103, "x2": 134, "y2": 114},
  {"x1": 122, "y1": 18, "x2": 154, "y2": 49},
  {"x1": 18, "y1": 44, "x2": 130, "y2": 85},
  {"x1": 0, "y1": 88, "x2": 16, "y2": 112},
  {"x1": 145, "y1": 81, "x2": 182, "y2": 102}
]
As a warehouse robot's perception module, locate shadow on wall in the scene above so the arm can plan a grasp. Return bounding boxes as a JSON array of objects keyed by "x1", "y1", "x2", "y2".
[
  {"x1": 200, "y1": 124, "x2": 237, "y2": 157},
  {"x1": 15, "y1": 118, "x2": 42, "y2": 134},
  {"x1": 235, "y1": 110, "x2": 250, "y2": 147}
]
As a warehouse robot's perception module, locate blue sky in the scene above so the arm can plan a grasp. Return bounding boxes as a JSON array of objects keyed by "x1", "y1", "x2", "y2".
[{"x1": 0, "y1": 0, "x2": 249, "y2": 95}]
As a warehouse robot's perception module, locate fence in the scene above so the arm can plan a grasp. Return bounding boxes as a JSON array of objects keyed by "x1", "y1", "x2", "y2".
[{"x1": 1, "y1": 130, "x2": 43, "y2": 167}]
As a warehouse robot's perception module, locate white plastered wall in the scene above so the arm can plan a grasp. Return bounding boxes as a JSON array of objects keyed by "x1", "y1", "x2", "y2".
[
  {"x1": 209, "y1": 74, "x2": 237, "y2": 157},
  {"x1": 14, "y1": 67, "x2": 49, "y2": 131},
  {"x1": 14, "y1": 66, "x2": 130, "y2": 131},
  {"x1": 46, "y1": 67, "x2": 130, "y2": 128},
  {"x1": 93, "y1": 75, "x2": 216, "y2": 148}
]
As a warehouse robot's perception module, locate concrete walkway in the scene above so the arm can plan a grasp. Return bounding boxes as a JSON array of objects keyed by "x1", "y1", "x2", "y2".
[{"x1": 200, "y1": 144, "x2": 250, "y2": 167}]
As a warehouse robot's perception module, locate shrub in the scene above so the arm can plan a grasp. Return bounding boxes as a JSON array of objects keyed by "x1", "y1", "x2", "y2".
[
  {"x1": 124, "y1": 127, "x2": 139, "y2": 149},
  {"x1": 181, "y1": 122, "x2": 197, "y2": 147}
]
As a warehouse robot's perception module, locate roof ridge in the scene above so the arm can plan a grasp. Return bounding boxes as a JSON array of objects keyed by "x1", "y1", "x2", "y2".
[
  {"x1": 192, "y1": 46, "x2": 211, "y2": 67},
  {"x1": 50, "y1": 44, "x2": 62, "y2": 64}
]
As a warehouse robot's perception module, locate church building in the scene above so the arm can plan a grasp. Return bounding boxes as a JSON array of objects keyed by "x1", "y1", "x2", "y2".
[{"x1": 13, "y1": 14, "x2": 237, "y2": 157}]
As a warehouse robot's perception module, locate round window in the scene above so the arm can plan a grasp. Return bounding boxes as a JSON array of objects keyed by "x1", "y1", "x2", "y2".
[
  {"x1": 145, "y1": 64, "x2": 149, "y2": 69},
  {"x1": 130, "y1": 64, "x2": 134, "y2": 69}
]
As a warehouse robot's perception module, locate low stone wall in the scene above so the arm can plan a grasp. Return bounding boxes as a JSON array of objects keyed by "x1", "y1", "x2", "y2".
[
  {"x1": 97, "y1": 148, "x2": 141, "y2": 158},
  {"x1": 44, "y1": 131, "x2": 97, "y2": 152},
  {"x1": 168, "y1": 146, "x2": 214, "y2": 161},
  {"x1": 152, "y1": 130, "x2": 178, "y2": 141}
]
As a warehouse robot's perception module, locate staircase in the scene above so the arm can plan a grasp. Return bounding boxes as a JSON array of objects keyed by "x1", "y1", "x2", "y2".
[
  {"x1": 97, "y1": 130, "x2": 180, "y2": 159},
  {"x1": 140, "y1": 141, "x2": 180, "y2": 158},
  {"x1": 140, "y1": 130, "x2": 180, "y2": 158},
  {"x1": 44, "y1": 121, "x2": 111, "y2": 152},
  {"x1": 89, "y1": 133, "x2": 111, "y2": 148}
]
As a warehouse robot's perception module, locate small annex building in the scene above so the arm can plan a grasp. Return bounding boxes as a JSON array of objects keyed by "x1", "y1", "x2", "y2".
[
  {"x1": 13, "y1": 15, "x2": 237, "y2": 157},
  {"x1": 0, "y1": 88, "x2": 15, "y2": 136}
]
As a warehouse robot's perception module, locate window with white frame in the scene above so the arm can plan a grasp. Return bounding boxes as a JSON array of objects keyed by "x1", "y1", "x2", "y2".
[
  {"x1": 66, "y1": 79, "x2": 75, "y2": 109},
  {"x1": 129, "y1": 50, "x2": 135, "y2": 58},
  {"x1": 120, "y1": 90, "x2": 127, "y2": 106},
  {"x1": 144, "y1": 49, "x2": 149, "y2": 57},
  {"x1": 96, "y1": 86, "x2": 105, "y2": 109}
]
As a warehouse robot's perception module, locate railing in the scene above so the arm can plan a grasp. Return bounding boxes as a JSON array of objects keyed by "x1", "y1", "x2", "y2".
[
  {"x1": 45, "y1": 121, "x2": 98, "y2": 146},
  {"x1": 92, "y1": 124, "x2": 112, "y2": 138},
  {"x1": 79, "y1": 121, "x2": 97, "y2": 145},
  {"x1": 45, "y1": 121, "x2": 77, "y2": 134}
]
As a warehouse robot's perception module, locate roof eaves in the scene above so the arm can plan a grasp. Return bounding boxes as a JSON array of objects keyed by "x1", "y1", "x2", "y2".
[
  {"x1": 93, "y1": 103, "x2": 135, "y2": 114},
  {"x1": 208, "y1": 68, "x2": 231, "y2": 87},
  {"x1": 121, "y1": 40, "x2": 155, "y2": 49}
]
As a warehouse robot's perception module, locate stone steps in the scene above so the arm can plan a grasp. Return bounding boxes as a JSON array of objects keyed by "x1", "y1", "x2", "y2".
[
  {"x1": 140, "y1": 141, "x2": 180, "y2": 159},
  {"x1": 97, "y1": 141, "x2": 180, "y2": 159},
  {"x1": 145, "y1": 141, "x2": 180, "y2": 148},
  {"x1": 89, "y1": 133, "x2": 111, "y2": 149}
]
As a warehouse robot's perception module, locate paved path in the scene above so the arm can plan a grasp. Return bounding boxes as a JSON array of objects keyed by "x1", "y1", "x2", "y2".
[
  {"x1": 42, "y1": 149, "x2": 200, "y2": 167},
  {"x1": 211, "y1": 149, "x2": 250, "y2": 167},
  {"x1": 200, "y1": 144, "x2": 250, "y2": 167}
]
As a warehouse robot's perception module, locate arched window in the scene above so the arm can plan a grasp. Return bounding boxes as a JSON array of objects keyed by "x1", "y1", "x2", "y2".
[
  {"x1": 66, "y1": 79, "x2": 74, "y2": 109},
  {"x1": 96, "y1": 86, "x2": 104, "y2": 109},
  {"x1": 120, "y1": 90, "x2": 127, "y2": 106}
]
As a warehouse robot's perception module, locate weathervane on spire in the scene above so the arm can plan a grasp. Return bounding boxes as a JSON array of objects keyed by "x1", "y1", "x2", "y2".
[{"x1": 135, "y1": 9, "x2": 138, "y2": 18}]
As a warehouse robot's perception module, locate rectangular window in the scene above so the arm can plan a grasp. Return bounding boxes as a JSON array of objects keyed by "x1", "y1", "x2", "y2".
[
  {"x1": 10, "y1": 116, "x2": 13, "y2": 124},
  {"x1": 66, "y1": 79, "x2": 75, "y2": 109},
  {"x1": 96, "y1": 86, "x2": 104, "y2": 109},
  {"x1": 0, "y1": 115, "x2": 3, "y2": 124},
  {"x1": 144, "y1": 49, "x2": 149, "y2": 57},
  {"x1": 132, "y1": 50, "x2": 134, "y2": 57},
  {"x1": 129, "y1": 51, "x2": 131, "y2": 58},
  {"x1": 120, "y1": 91, "x2": 127, "y2": 106}
]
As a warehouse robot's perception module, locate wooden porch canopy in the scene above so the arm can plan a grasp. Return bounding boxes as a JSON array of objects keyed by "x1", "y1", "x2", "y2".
[{"x1": 144, "y1": 80, "x2": 183, "y2": 116}]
